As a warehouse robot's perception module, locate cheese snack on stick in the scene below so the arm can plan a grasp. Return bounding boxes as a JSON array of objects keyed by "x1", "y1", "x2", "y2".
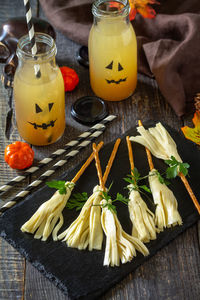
[
  {"x1": 21, "y1": 142, "x2": 103, "y2": 241},
  {"x1": 126, "y1": 136, "x2": 157, "y2": 242},
  {"x1": 130, "y1": 121, "x2": 200, "y2": 214},
  {"x1": 94, "y1": 140, "x2": 149, "y2": 267},
  {"x1": 58, "y1": 140, "x2": 121, "y2": 251},
  {"x1": 136, "y1": 120, "x2": 182, "y2": 231}
]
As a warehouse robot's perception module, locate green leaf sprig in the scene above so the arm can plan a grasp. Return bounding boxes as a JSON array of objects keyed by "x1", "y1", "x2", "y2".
[
  {"x1": 46, "y1": 180, "x2": 65, "y2": 194},
  {"x1": 124, "y1": 168, "x2": 151, "y2": 194},
  {"x1": 164, "y1": 156, "x2": 190, "y2": 178},
  {"x1": 99, "y1": 183, "x2": 117, "y2": 214},
  {"x1": 46, "y1": 180, "x2": 74, "y2": 195},
  {"x1": 66, "y1": 192, "x2": 88, "y2": 211},
  {"x1": 151, "y1": 170, "x2": 170, "y2": 185},
  {"x1": 92, "y1": 183, "x2": 128, "y2": 214}
]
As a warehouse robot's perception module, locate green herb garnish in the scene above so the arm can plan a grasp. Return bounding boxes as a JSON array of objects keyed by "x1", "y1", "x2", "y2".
[
  {"x1": 151, "y1": 170, "x2": 170, "y2": 185},
  {"x1": 164, "y1": 156, "x2": 190, "y2": 178},
  {"x1": 124, "y1": 167, "x2": 151, "y2": 194},
  {"x1": 66, "y1": 192, "x2": 88, "y2": 211},
  {"x1": 112, "y1": 193, "x2": 129, "y2": 205},
  {"x1": 46, "y1": 180, "x2": 67, "y2": 194},
  {"x1": 99, "y1": 183, "x2": 117, "y2": 214}
]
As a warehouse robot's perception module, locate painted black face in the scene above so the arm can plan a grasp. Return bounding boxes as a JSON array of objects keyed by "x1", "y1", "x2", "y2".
[
  {"x1": 28, "y1": 102, "x2": 57, "y2": 130},
  {"x1": 105, "y1": 61, "x2": 127, "y2": 84}
]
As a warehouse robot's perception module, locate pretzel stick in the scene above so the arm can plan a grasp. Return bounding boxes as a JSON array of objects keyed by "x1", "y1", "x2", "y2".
[
  {"x1": 179, "y1": 173, "x2": 200, "y2": 214},
  {"x1": 93, "y1": 143, "x2": 105, "y2": 191},
  {"x1": 126, "y1": 136, "x2": 135, "y2": 175},
  {"x1": 71, "y1": 141, "x2": 104, "y2": 183},
  {"x1": 103, "y1": 139, "x2": 121, "y2": 184},
  {"x1": 138, "y1": 120, "x2": 154, "y2": 170}
]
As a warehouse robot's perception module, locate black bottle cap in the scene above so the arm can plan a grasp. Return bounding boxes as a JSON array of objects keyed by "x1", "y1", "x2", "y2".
[
  {"x1": 76, "y1": 46, "x2": 89, "y2": 68},
  {"x1": 71, "y1": 96, "x2": 108, "y2": 125}
]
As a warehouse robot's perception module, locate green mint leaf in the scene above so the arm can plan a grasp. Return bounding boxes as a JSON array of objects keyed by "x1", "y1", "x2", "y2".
[
  {"x1": 140, "y1": 185, "x2": 151, "y2": 193},
  {"x1": 46, "y1": 180, "x2": 66, "y2": 194}
]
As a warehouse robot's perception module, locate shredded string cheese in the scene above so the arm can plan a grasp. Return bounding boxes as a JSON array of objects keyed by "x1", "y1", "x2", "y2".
[
  {"x1": 21, "y1": 182, "x2": 74, "y2": 241},
  {"x1": 58, "y1": 185, "x2": 103, "y2": 250},
  {"x1": 149, "y1": 169, "x2": 182, "y2": 231},
  {"x1": 101, "y1": 199, "x2": 149, "y2": 267},
  {"x1": 128, "y1": 187, "x2": 157, "y2": 242},
  {"x1": 130, "y1": 122, "x2": 182, "y2": 162}
]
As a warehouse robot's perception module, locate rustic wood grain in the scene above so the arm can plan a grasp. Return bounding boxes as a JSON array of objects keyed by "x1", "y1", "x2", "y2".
[
  {"x1": 0, "y1": 1, "x2": 199, "y2": 300},
  {"x1": 0, "y1": 2, "x2": 39, "y2": 300}
]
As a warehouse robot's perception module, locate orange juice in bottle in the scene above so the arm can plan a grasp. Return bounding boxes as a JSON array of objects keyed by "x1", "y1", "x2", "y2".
[
  {"x1": 89, "y1": 0, "x2": 137, "y2": 101},
  {"x1": 14, "y1": 33, "x2": 65, "y2": 146}
]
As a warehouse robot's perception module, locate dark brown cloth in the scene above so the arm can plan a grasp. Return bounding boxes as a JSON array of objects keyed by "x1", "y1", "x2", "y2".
[{"x1": 40, "y1": 0, "x2": 200, "y2": 116}]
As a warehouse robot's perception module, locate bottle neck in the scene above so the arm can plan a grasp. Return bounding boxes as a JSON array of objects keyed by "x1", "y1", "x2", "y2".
[
  {"x1": 92, "y1": 0, "x2": 130, "y2": 25},
  {"x1": 16, "y1": 33, "x2": 56, "y2": 64}
]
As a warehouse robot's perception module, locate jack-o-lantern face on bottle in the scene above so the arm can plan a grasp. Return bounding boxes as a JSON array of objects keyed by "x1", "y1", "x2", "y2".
[
  {"x1": 105, "y1": 60, "x2": 127, "y2": 84},
  {"x1": 28, "y1": 102, "x2": 57, "y2": 130}
]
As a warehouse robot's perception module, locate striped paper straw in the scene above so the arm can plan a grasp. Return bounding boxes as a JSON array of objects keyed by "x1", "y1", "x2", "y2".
[
  {"x1": 24, "y1": 0, "x2": 41, "y2": 78},
  {"x1": 0, "y1": 115, "x2": 116, "y2": 194},
  {"x1": 0, "y1": 116, "x2": 116, "y2": 215}
]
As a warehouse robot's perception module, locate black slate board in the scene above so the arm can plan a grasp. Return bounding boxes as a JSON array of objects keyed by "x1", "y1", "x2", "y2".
[{"x1": 0, "y1": 122, "x2": 200, "y2": 300}]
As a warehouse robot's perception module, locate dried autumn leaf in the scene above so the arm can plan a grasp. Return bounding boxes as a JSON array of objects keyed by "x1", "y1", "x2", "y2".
[
  {"x1": 129, "y1": 0, "x2": 159, "y2": 21},
  {"x1": 181, "y1": 111, "x2": 200, "y2": 145}
]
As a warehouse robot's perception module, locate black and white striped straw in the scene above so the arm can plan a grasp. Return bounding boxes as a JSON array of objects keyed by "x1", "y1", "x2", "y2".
[
  {"x1": 24, "y1": 0, "x2": 41, "y2": 78},
  {"x1": 0, "y1": 115, "x2": 116, "y2": 215},
  {"x1": 0, "y1": 115, "x2": 116, "y2": 194}
]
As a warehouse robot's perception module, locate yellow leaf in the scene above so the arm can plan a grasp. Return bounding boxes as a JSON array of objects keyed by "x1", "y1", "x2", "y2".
[{"x1": 181, "y1": 111, "x2": 200, "y2": 145}]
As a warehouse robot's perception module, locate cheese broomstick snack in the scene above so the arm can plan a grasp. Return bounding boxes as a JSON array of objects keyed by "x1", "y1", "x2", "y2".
[
  {"x1": 92, "y1": 141, "x2": 149, "y2": 267},
  {"x1": 21, "y1": 142, "x2": 103, "y2": 241},
  {"x1": 130, "y1": 121, "x2": 200, "y2": 214},
  {"x1": 134, "y1": 121, "x2": 182, "y2": 231},
  {"x1": 126, "y1": 136, "x2": 157, "y2": 242},
  {"x1": 58, "y1": 139, "x2": 121, "y2": 251}
]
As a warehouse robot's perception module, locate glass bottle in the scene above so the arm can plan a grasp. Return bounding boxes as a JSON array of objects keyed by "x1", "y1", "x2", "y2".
[
  {"x1": 14, "y1": 33, "x2": 65, "y2": 146},
  {"x1": 88, "y1": 0, "x2": 137, "y2": 101}
]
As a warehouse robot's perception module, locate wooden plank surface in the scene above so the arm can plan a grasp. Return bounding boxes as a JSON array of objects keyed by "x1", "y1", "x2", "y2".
[{"x1": 0, "y1": 1, "x2": 199, "y2": 299}]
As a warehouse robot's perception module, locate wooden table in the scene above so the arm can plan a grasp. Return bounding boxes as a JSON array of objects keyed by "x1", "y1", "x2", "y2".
[{"x1": 0, "y1": 1, "x2": 199, "y2": 299}]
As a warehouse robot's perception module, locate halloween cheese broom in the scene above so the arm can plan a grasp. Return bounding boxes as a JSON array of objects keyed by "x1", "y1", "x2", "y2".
[
  {"x1": 130, "y1": 121, "x2": 200, "y2": 214},
  {"x1": 58, "y1": 139, "x2": 121, "y2": 251},
  {"x1": 21, "y1": 142, "x2": 103, "y2": 241},
  {"x1": 126, "y1": 136, "x2": 157, "y2": 242},
  {"x1": 92, "y1": 142, "x2": 149, "y2": 267},
  {"x1": 131, "y1": 121, "x2": 182, "y2": 231}
]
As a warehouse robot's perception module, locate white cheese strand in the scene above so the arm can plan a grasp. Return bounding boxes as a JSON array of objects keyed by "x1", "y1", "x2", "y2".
[
  {"x1": 149, "y1": 169, "x2": 182, "y2": 231},
  {"x1": 130, "y1": 122, "x2": 182, "y2": 162},
  {"x1": 128, "y1": 188, "x2": 157, "y2": 242},
  {"x1": 101, "y1": 199, "x2": 149, "y2": 267},
  {"x1": 21, "y1": 181, "x2": 74, "y2": 241},
  {"x1": 58, "y1": 185, "x2": 103, "y2": 251}
]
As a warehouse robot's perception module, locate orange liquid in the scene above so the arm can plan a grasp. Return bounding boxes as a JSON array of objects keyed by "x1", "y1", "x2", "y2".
[
  {"x1": 14, "y1": 63, "x2": 65, "y2": 146},
  {"x1": 89, "y1": 17, "x2": 137, "y2": 101}
]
